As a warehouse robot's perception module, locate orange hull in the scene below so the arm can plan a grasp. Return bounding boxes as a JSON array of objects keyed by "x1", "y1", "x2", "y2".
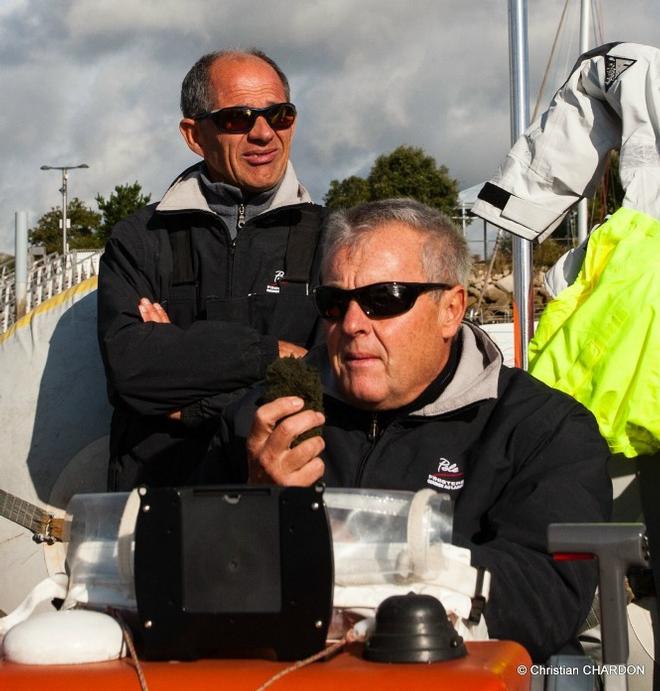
[{"x1": 0, "y1": 641, "x2": 530, "y2": 690}]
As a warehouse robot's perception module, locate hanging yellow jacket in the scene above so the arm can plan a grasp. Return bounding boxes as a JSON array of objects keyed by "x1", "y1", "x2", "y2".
[{"x1": 528, "y1": 207, "x2": 660, "y2": 458}]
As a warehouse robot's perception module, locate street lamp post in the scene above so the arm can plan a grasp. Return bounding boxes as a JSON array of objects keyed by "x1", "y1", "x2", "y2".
[{"x1": 40, "y1": 164, "x2": 89, "y2": 256}]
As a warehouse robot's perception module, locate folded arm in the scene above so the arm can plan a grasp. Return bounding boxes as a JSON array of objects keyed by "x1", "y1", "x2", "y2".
[{"x1": 97, "y1": 225, "x2": 278, "y2": 417}]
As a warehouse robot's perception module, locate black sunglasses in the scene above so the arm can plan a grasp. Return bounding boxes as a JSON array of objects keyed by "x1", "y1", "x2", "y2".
[
  {"x1": 193, "y1": 102, "x2": 297, "y2": 133},
  {"x1": 313, "y1": 281, "x2": 453, "y2": 321}
]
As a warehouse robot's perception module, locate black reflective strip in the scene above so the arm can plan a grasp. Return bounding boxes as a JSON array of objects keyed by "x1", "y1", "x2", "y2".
[
  {"x1": 284, "y1": 226, "x2": 317, "y2": 283},
  {"x1": 169, "y1": 228, "x2": 195, "y2": 285},
  {"x1": 477, "y1": 182, "x2": 511, "y2": 211},
  {"x1": 282, "y1": 207, "x2": 324, "y2": 284},
  {"x1": 468, "y1": 567, "x2": 487, "y2": 624}
]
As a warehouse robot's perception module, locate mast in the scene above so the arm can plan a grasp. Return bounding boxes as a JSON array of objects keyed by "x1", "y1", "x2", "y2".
[
  {"x1": 576, "y1": 0, "x2": 591, "y2": 244},
  {"x1": 508, "y1": 0, "x2": 534, "y2": 369}
]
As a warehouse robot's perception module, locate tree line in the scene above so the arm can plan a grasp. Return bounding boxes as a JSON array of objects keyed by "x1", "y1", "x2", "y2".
[
  {"x1": 324, "y1": 145, "x2": 458, "y2": 215},
  {"x1": 29, "y1": 146, "x2": 460, "y2": 254},
  {"x1": 29, "y1": 146, "x2": 622, "y2": 256},
  {"x1": 29, "y1": 182, "x2": 151, "y2": 254}
]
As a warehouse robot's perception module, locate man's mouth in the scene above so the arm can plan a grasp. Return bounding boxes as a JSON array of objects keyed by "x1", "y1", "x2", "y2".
[
  {"x1": 343, "y1": 352, "x2": 380, "y2": 367},
  {"x1": 243, "y1": 149, "x2": 279, "y2": 166}
]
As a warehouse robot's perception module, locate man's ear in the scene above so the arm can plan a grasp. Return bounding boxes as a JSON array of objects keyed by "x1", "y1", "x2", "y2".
[
  {"x1": 179, "y1": 118, "x2": 205, "y2": 158},
  {"x1": 439, "y1": 285, "x2": 467, "y2": 338}
]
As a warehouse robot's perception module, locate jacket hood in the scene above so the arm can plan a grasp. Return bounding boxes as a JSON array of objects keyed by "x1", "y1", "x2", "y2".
[
  {"x1": 155, "y1": 160, "x2": 312, "y2": 214},
  {"x1": 309, "y1": 321, "x2": 503, "y2": 417}
]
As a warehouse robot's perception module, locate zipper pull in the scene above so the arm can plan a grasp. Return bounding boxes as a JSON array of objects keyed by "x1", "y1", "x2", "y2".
[
  {"x1": 368, "y1": 414, "x2": 379, "y2": 442},
  {"x1": 237, "y1": 203, "x2": 246, "y2": 231}
]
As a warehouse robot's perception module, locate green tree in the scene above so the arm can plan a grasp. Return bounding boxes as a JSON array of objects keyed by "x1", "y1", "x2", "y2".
[
  {"x1": 324, "y1": 175, "x2": 370, "y2": 209},
  {"x1": 96, "y1": 182, "x2": 151, "y2": 244},
  {"x1": 368, "y1": 146, "x2": 458, "y2": 215},
  {"x1": 29, "y1": 198, "x2": 102, "y2": 254},
  {"x1": 324, "y1": 145, "x2": 459, "y2": 215}
]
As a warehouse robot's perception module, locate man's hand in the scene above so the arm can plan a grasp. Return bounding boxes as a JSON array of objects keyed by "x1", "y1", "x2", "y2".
[
  {"x1": 246, "y1": 396, "x2": 325, "y2": 486},
  {"x1": 138, "y1": 298, "x2": 171, "y2": 324},
  {"x1": 278, "y1": 340, "x2": 307, "y2": 358},
  {"x1": 137, "y1": 303, "x2": 307, "y2": 422}
]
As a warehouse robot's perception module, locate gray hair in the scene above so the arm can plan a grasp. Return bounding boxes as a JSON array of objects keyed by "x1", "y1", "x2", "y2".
[
  {"x1": 180, "y1": 49, "x2": 291, "y2": 118},
  {"x1": 322, "y1": 198, "x2": 471, "y2": 286}
]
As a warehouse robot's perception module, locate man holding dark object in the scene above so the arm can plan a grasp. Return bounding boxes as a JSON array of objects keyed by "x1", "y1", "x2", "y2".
[
  {"x1": 98, "y1": 49, "x2": 325, "y2": 490},
  {"x1": 210, "y1": 198, "x2": 612, "y2": 662}
]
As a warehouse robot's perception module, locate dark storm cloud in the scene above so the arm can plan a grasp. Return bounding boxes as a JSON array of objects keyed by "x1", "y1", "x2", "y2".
[{"x1": 0, "y1": 0, "x2": 658, "y2": 251}]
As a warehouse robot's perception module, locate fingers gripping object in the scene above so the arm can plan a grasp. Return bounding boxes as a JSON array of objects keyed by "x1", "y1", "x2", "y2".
[{"x1": 264, "y1": 357, "x2": 324, "y2": 446}]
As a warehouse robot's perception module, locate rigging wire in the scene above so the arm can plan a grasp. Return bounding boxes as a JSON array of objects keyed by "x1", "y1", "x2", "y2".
[
  {"x1": 255, "y1": 637, "x2": 347, "y2": 690},
  {"x1": 559, "y1": 4, "x2": 578, "y2": 87},
  {"x1": 531, "y1": 0, "x2": 570, "y2": 122},
  {"x1": 592, "y1": 0, "x2": 605, "y2": 45}
]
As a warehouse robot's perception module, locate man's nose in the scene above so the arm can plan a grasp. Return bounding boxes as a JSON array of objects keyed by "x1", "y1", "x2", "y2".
[
  {"x1": 248, "y1": 115, "x2": 275, "y2": 142},
  {"x1": 341, "y1": 299, "x2": 371, "y2": 335}
]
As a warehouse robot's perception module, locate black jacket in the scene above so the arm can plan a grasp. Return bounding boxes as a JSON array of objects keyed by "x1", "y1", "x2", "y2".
[
  {"x1": 98, "y1": 164, "x2": 325, "y2": 489},
  {"x1": 210, "y1": 323, "x2": 613, "y2": 662}
]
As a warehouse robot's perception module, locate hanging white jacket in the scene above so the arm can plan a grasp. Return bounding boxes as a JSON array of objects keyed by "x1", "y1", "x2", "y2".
[{"x1": 472, "y1": 42, "x2": 660, "y2": 241}]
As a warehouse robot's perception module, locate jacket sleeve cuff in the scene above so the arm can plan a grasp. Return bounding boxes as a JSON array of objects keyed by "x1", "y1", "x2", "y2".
[{"x1": 180, "y1": 400, "x2": 206, "y2": 429}]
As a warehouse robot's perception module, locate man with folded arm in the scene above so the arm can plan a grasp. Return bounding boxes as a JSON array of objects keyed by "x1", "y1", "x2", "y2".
[
  {"x1": 98, "y1": 50, "x2": 325, "y2": 490},
  {"x1": 208, "y1": 198, "x2": 612, "y2": 662}
]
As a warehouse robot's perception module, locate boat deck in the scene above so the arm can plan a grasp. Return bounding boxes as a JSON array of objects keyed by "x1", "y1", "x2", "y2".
[{"x1": 0, "y1": 640, "x2": 530, "y2": 690}]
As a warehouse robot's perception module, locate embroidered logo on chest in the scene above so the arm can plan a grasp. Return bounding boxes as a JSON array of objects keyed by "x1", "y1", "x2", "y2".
[
  {"x1": 427, "y1": 457, "x2": 464, "y2": 492},
  {"x1": 604, "y1": 55, "x2": 636, "y2": 92},
  {"x1": 266, "y1": 269, "x2": 285, "y2": 294}
]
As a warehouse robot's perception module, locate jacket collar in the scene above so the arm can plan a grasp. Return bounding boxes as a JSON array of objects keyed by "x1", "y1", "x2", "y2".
[
  {"x1": 309, "y1": 322, "x2": 502, "y2": 417},
  {"x1": 413, "y1": 322, "x2": 502, "y2": 416},
  {"x1": 155, "y1": 160, "x2": 312, "y2": 214}
]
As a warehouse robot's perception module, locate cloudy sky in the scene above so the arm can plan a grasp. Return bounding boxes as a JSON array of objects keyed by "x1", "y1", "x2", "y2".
[{"x1": 1, "y1": 0, "x2": 659, "y2": 252}]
